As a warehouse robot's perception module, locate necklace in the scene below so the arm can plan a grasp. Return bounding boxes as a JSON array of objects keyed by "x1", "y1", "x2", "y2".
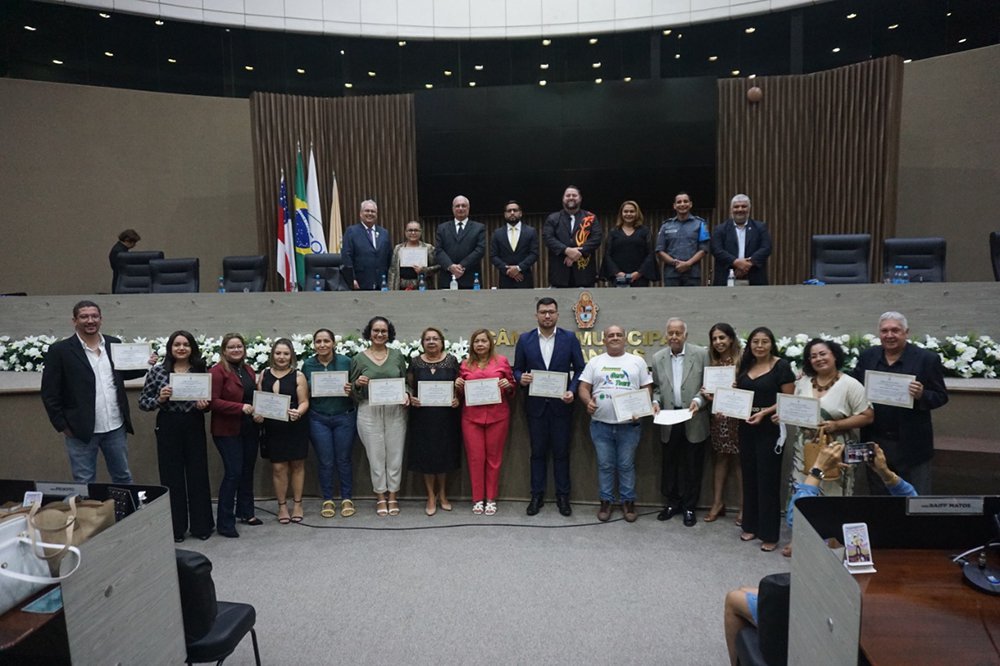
[
  {"x1": 369, "y1": 349, "x2": 388, "y2": 361},
  {"x1": 811, "y1": 372, "x2": 840, "y2": 392}
]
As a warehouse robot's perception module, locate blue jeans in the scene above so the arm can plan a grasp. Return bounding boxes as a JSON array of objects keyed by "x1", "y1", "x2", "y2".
[
  {"x1": 213, "y1": 418, "x2": 258, "y2": 532},
  {"x1": 64, "y1": 425, "x2": 132, "y2": 484},
  {"x1": 309, "y1": 410, "x2": 357, "y2": 500},
  {"x1": 590, "y1": 420, "x2": 642, "y2": 502}
]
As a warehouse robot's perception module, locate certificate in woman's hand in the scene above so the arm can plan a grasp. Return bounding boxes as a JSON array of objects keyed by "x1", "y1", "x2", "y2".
[
  {"x1": 369, "y1": 377, "x2": 407, "y2": 405},
  {"x1": 702, "y1": 366, "x2": 736, "y2": 394},
  {"x1": 464, "y1": 378, "x2": 501, "y2": 406},
  {"x1": 712, "y1": 387, "x2": 754, "y2": 420},
  {"x1": 417, "y1": 381, "x2": 454, "y2": 407},
  {"x1": 398, "y1": 247, "x2": 427, "y2": 268},
  {"x1": 776, "y1": 394, "x2": 820, "y2": 427},
  {"x1": 253, "y1": 390, "x2": 291, "y2": 421},
  {"x1": 169, "y1": 373, "x2": 212, "y2": 401},
  {"x1": 311, "y1": 371, "x2": 349, "y2": 397}
]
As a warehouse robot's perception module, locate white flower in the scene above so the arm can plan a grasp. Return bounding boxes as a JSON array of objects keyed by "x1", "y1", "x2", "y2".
[
  {"x1": 785, "y1": 345, "x2": 803, "y2": 358},
  {"x1": 943, "y1": 359, "x2": 957, "y2": 370}
]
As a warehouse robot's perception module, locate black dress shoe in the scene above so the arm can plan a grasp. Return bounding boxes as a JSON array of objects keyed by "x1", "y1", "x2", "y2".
[
  {"x1": 526, "y1": 495, "x2": 544, "y2": 516},
  {"x1": 196, "y1": 533, "x2": 212, "y2": 541},
  {"x1": 683, "y1": 510, "x2": 697, "y2": 527},
  {"x1": 657, "y1": 506, "x2": 679, "y2": 521},
  {"x1": 218, "y1": 529, "x2": 240, "y2": 538},
  {"x1": 174, "y1": 536, "x2": 185, "y2": 543},
  {"x1": 240, "y1": 516, "x2": 264, "y2": 526},
  {"x1": 556, "y1": 495, "x2": 572, "y2": 517}
]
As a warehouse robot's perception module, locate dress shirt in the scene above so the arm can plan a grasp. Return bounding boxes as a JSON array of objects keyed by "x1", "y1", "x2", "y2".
[
  {"x1": 363, "y1": 223, "x2": 377, "y2": 248},
  {"x1": 671, "y1": 352, "x2": 684, "y2": 407},
  {"x1": 735, "y1": 223, "x2": 747, "y2": 258},
  {"x1": 455, "y1": 219, "x2": 466, "y2": 235},
  {"x1": 79, "y1": 334, "x2": 123, "y2": 433},
  {"x1": 538, "y1": 329, "x2": 556, "y2": 369}
]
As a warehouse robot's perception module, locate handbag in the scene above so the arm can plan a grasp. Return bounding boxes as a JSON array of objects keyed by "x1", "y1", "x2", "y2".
[
  {"x1": 801, "y1": 425, "x2": 841, "y2": 480},
  {"x1": 11, "y1": 496, "x2": 115, "y2": 575},
  {"x1": 0, "y1": 514, "x2": 81, "y2": 615}
]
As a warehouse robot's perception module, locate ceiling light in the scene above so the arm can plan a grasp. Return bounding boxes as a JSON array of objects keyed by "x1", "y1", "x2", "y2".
[
  {"x1": 24, "y1": 25, "x2": 37, "y2": 31},
  {"x1": 888, "y1": 24, "x2": 899, "y2": 30},
  {"x1": 443, "y1": 70, "x2": 452, "y2": 76},
  {"x1": 832, "y1": 47, "x2": 841, "y2": 53},
  {"x1": 623, "y1": 76, "x2": 632, "y2": 82},
  {"x1": 846, "y1": 13, "x2": 857, "y2": 19},
  {"x1": 674, "y1": 53, "x2": 681, "y2": 59},
  {"x1": 99, "y1": 12, "x2": 110, "y2": 19},
  {"x1": 748, "y1": 74, "x2": 756, "y2": 79},
  {"x1": 368, "y1": 71, "x2": 376, "y2": 77},
  {"x1": 708, "y1": 55, "x2": 718, "y2": 62},
  {"x1": 167, "y1": 58, "x2": 177, "y2": 63},
  {"x1": 474, "y1": 64, "x2": 484, "y2": 71},
  {"x1": 589, "y1": 38, "x2": 598, "y2": 45},
  {"x1": 539, "y1": 80, "x2": 547, "y2": 86},
  {"x1": 339, "y1": 49, "x2": 345, "y2": 55},
  {"x1": 592, "y1": 62, "x2": 601, "y2": 68},
  {"x1": 958, "y1": 38, "x2": 967, "y2": 43},
  {"x1": 155, "y1": 19, "x2": 164, "y2": 26},
  {"x1": 296, "y1": 68, "x2": 305, "y2": 74},
  {"x1": 398, "y1": 40, "x2": 406, "y2": 46},
  {"x1": 745, "y1": 27, "x2": 756, "y2": 34},
  {"x1": 344, "y1": 83, "x2": 353, "y2": 88},
  {"x1": 424, "y1": 83, "x2": 433, "y2": 89},
  {"x1": 946, "y1": 12, "x2": 952, "y2": 17},
  {"x1": 594, "y1": 78, "x2": 603, "y2": 84},
  {"x1": 662, "y1": 29, "x2": 672, "y2": 36},
  {"x1": 903, "y1": 59, "x2": 912, "y2": 63},
  {"x1": 542, "y1": 39, "x2": 551, "y2": 46},
  {"x1": 469, "y1": 82, "x2": 476, "y2": 87},
  {"x1": 677, "y1": 33, "x2": 683, "y2": 39},
  {"x1": 52, "y1": 59, "x2": 64, "y2": 65},
  {"x1": 731, "y1": 69, "x2": 740, "y2": 76},
  {"x1": 540, "y1": 63, "x2": 549, "y2": 70},
  {"x1": 104, "y1": 51, "x2": 114, "y2": 57},
  {"x1": 244, "y1": 65, "x2": 254, "y2": 71}
]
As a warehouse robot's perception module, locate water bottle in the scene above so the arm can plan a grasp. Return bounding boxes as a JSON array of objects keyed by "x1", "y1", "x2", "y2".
[
  {"x1": 473, "y1": 273, "x2": 481, "y2": 290},
  {"x1": 380, "y1": 274, "x2": 389, "y2": 292},
  {"x1": 900, "y1": 265, "x2": 910, "y2": 284},
  {"x1": 313, "y1": 274, "x2": 322, "y2": 292},
  {"x1": 891, "y1": 265, "x2": 903, "y2": 284},
  {"x1": 418, "y1": 273, "x2": 426, "y2": 292},
  {"x1": 449, "y1": 274, "x2": 459, "y2": 290},
  {"x1": 217, "y1": 276, "x2": 225, "y2": 293},
  {"x1": 726, "y1": 269, "x2": 735, "y2": 287}
]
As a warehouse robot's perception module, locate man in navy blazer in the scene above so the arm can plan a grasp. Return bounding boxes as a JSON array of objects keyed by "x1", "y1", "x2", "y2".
[
  {"x1": 40, "y1": 300, "x2": 151, "y2": 483},
  {"x1": 513, "y1": 297, "x2": 587, "y2": 516},
  {"x1": 341, "y1": 199, "x2": 392, "y2": 290},
  {"x1": 490, "y1": 200, "x2": 538, "y2": 289},
  {"x1": 436, "y1": 195, "x2": 486, "y2": 289},
  {"x1": 710, "y1": 194, "x2": 772, "y2": 286}
]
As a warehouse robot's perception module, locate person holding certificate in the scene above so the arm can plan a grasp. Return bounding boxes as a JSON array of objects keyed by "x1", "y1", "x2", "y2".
[
  {"x1": 456, "y1": 329, "x2": 515, "y2": 515},
  {"x1": 578, "y1": 325, "x2": 653, "y2": 522},
  {"x1": 138, "y1": 330, "x2": 214, "y2": 542},
  {"x1": 735, "y1": 327, "x2": 795, "y2": 552},
  {"x1": 350, "y1": 316, "x2": 410, "y2": 517},
  {"x1": 302, "y1": 328, "x2": 356, "y2": 519},
  {"x1": 388, "y1": 220, "x2": 439, "y2": 290},
  {"x1": 701, "y1": 323, "x2": 743, "y2": 525},
  {"x1": 406, "y1": 327, "x2": 462, "y2": 516},
  {"x1": 254, "y1": 338, "x2": 310, "y2": 524}
]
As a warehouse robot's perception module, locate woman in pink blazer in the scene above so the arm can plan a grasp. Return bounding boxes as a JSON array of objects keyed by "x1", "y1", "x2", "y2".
[{"x1": 457, "y1": 328, "x2": 515, "y2": 515}]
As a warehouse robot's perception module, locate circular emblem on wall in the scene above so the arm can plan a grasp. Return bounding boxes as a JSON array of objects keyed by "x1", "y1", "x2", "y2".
[{"x1": 573, "y1": 291, "x2": 598, "y2": 329}]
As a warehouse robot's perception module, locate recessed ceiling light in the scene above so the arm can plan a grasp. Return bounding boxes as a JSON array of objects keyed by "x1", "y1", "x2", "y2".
[
  {"x1": 708, "y1": 55, "x2": 718, "y2": 62},
  {"x1": 594, "y1": 78, "x2": 603, "y2": 84},
  {"x1": 674, "y1": 53, "x2": 681, "y2": 60},
  {"x1": 155, "y1": 19, "x2": 164, "y2": 26},
  {"x1": 443, "y1": 70, "x2": 452, "y2": 76},
  {"x1": 748, "y1": 74, "x2": 756, "y2": 79},
  {"x1": 104, "y1": 51, "x2": 114, "y2": 57},
  {"x1": 99, "y1": 12, "x2": 110, "y2": 19},
  {"x1": 946, "y1": 12, "x2": 952, "y2": 17},
  {"x1": 368, "y1": 71, "x2": 376, "y2": 77},
  {"x1": 662, "y1": 29, "x2": 672, "y2": 36},
  {"x1": 731, "y1": 69, "x2": 740, "y2": 76},
  {"x1": 589, "y1": 38, "x2": 598, "y2": 45},
  {"x1": 592, "y1": 62, "x2": 601, "y2": 68},
  {"x1": 398, "y1": 41, "x2": 406, "y2": 46},
  {"x1": 344, "y1": 83, "x2": 353, "y2": 88},
  {"x1": 846, "y1": 13, "x2": 857, "y2": 19},
  {"x1": 469, "y1": 81, "x2": 476, "y2": 87},
  {"x1": 539, "y1": 80, "x2": 547, "y2": 86},
  {"x1": 540, "y1": 63, "x2": 549, "y2": 70},
  {"x1": 832, "y1": 47, "x2": 841, "y2": 53},
  {"x1": 623, "y1": 76, "x2": 632, "y2": 82},
  {"x1": 244, "y1": 65, "x2": 254, "y2": 71},
  {"x1": 296, "y1": 68, "x2": 305, "y2": 74},
  {"x1": 24, "y1": 25, "x2": 37, "y2": 31},
  {"x1": 167, "y1": 58, "x2": 177, "y2": 63},
  {"x1": 52, "y1": 59, "x2": 64, "y2": 65},
  {"x1": 903, "y1": 59, "x2": 912, "y2": 63},
  {"x1": 958, "y1": 37, "x2": 967, "y2": 43},
  {"x1": 339, "y1": 49, "x2": 345, "y2": 55},
  {"x1": 677, "y1": 33, "x2": 683, "y2": 39},
  {"x1": 474, "y1": 64, "x2": 484, "y2": 71},
  {"x1": 424, "y1": 83, "x2": 433, "y2": 89},
  {"x1": 745, "y1": 27, "x2": 756, "y2": 34},
  {"x1": 542, "y1": 39, "x2": 551, "y2": 46},
  {"x1": 888, "y1": 24, "x2": 899, "y2": 30}
]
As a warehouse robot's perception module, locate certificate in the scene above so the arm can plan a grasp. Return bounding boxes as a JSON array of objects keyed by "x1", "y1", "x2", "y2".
[
  {"x1": 528, "y1": 370, "x2": 568, "y2": 399},
  {"x1": 397, "y1": 247, "x2": 427, "y2": 268},
  {"x1": 464, "y1": 378, "x2": 501, "y2": 406},
  {"x1": 776, "y1": 393, "x2": 820, "y2": 428},
  {"x1": 611, "y1": 389, "x2": 653, "y2": 423},
  {"x1": 712, "y1": 387, "x2": 754, "y2": 420},
  {"x1": 417, "y1": 381, "x2": 454, "y2": 407},
  {"x1": 864, "y1": 370, "x2": 915, "y2": 408},
  {"x1": 653, "y1": 409, "x2": 693, "y2": 426},
  {"x1": 702, "y1": 366, "x2": 736, "y2": 394},
  {"x1": 311, "y1": 371, "x2": 349, "y2": 397},
  {"x1": 169, "y1": 373, "x2": 211, "y2": 401},
  {"x1": 253, "y1": 390, "x2": 290, "y2": 421},
  {"x1": 111, "y1": 342, "x2": 151, "y2": 370},
  {"x1": 369, "y1": 377, "x2": 407, "y2": 405}
]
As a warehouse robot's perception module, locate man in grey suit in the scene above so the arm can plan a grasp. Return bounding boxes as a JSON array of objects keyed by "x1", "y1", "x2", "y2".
[
  {"x1": 490, "y1": 200, "x2": 538, "y2": 289},
  {"x1": 651, "y1": 318, "x2": 709, "y2": 526},
  {"x1": 435, "y1": 195, "x2": 486, "y2": 289}
]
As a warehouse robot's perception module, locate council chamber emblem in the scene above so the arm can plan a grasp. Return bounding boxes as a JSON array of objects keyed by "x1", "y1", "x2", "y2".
[{"x1": 573, "y1": 291, "x2": 598, "y2": 329}]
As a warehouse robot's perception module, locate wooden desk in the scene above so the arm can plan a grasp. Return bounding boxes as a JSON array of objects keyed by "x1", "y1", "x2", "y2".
[
  {"x1": 857, "y1": 549, "x2": 1000, "y2": 665},
  {"x1": 0, "y1": 586, "x2": 69, "y2": 662}
]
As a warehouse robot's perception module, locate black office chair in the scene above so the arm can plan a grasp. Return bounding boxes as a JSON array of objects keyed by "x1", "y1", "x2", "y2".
[
  {"x1": 990, "y1": 231, "x2": 1000, "y2": 281},
  {"x1": 222, "y1": 255, "x2": 267, "y2": 292},
  {"x1": 114, "y1": 251, "x2": 164, "y2": 294},
  {"x1": 811, "y1": 234, "x2": 871, "y2": 284},
  {"x1": 150, "y1": 258, "x2": 200, "y2": 293},
  {"x1": 734, "y1": 573, "x2": 790, "y2": 666},
  {"x1": 883, "y1": 237, "x2": 946, "y2": 283},
  {"x1": 175, "y1": 549, "x2": 261, "y2": 666},
  {"x1": 303, "y1": 253, "x2": 352, "y2": 291}
]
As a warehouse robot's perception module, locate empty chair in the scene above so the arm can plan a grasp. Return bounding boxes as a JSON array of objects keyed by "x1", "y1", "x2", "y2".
[
  {"x1": 175, "y1": 549, "x2": 260, "y2": 666},
  {"x1": 991, "y1": 231, "x2": 1000, "y2": 281},
  {"x1": 222, "y1": 255, "x2": 267, "y2": 292},
  {"x1": 114, "y1": 250, "x2": 164, "y2": 294},
  {"x1": 303, "y1": 253, "x2": 352, "y2": 291},
  {"x1": 811, "y1": 234, "x2": 871, "y2": 284},
  {"x1": 150, "y1": 258, "x2": 200, "y2": 293},
  {"x1": 883, "y1": 237, "x2": 946, "y2": 283}
]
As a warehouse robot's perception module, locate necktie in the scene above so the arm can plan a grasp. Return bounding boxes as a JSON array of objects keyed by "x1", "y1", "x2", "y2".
[
  {"x1": 508, "y1": 225, "x2": 519, "y2": 251},
  {"x1": 457, "y1": 221, "x2": 465, "y2": 236},
  {"x1": 368, "y1": 226, "x2": 376, "y2": 248}
]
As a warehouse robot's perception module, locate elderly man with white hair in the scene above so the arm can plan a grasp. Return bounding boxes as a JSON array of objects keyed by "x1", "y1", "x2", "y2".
[{"x1": 710, "y1": 194, "x2": 772, "y2": 286}]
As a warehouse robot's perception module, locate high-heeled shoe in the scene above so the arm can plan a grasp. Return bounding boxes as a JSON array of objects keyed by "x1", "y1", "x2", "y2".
[
  {"x1": 704, "y1": 505, "x2": 727, "y2": 522},
  {"x1": 277, "y1": 501, "x2": 290, "y2": 524},
  {"x1": 290, "y1": 499, "x2": 304, "y2": 523}
]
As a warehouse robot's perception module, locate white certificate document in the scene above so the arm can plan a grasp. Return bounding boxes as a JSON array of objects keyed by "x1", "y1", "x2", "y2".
[
  {"x1": 111, "y1": 342, "x2": 151, "y2": 370},
  {"x1": 776, "y1": 393, "x2": 821, "y2": 428},
  {"x1": 253, "y1": 390, "x2": 290, "y2": 421},
  {"x1": 654, "y1": 409, "x2": 693, "y2": 426},
  {"x1": 398, "y1": 247, "x2": 427, "y2": 268},
  {"x1": 417, "y1": 381, "x2": 454, "y2": 407},
  {"x1": 169, "y1": 373, "x2": 211, "y2": 401},
  {"x1": 528, "y1": 370, "x2": 568, "y2": 399},
  {"x1": 611, "y1": 389, "x2": 653, "y2": 422},
  {"x1": 864, "y1": 370, "x2": 915, "y2": 408},
  {"x1": 311, "y1": 371, "x2": 349, "y2": 397},
  {"x1": 369, "y1": 377, "x2": 407, "y2": 405},
  {"x1": 464, "y1": 378, "x2": 501, "y2": 406},
  {"x1": 712, "y1": 387, "x2": 754, "y2": 420},
  {"x1": 702, "y1": 366, "x2": 736, "y2": 394}
]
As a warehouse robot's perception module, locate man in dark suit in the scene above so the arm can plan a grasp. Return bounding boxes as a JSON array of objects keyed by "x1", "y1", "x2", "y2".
[
  {"x1": 435, "y1": 195, "x2": 486, "y2": 289},
  {"x1": 710, "y1": 194, "x2": 772, "y2": 286},
  {"x1": 341, "y1": 199, "x2": 392, "y2": 290},
  {"x1": 513, "y1": 297, "x2": 587, "y2": 516},
  {"x1": 542, "y1": 186, "x2": 603, "y2": 288},
  {"x1": 490, "y1": 200, "x2": 538, "y2": 289},
  {"x1": 40, "y1": 300, "x2": 151, "y2": 483},
  {"x1": 850, "y1": 311, "x2": 948, "y2": 494}
]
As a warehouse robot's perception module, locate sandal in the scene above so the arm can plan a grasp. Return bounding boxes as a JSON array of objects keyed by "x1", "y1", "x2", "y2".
[
  {"x1": 472, "y1": 501, "x2": 485, "y2": 515},
  {"x1": 735, "y1": 513, "x2": 743, "y2": 527},
  {"x1": 291, "y1": 499, "x2": 304, "y2": 523},
  {"x1": 782, "y1": 544, "x2": 793, "y2": 558},
  {"x1": 376, "y1": 499, "x2": 388, "y2": 517},
  {"x1": 484, "y1": 500, "x2": 497, "y2": 516},
  {"x1": 340, "y1": 499, "x2": 356, "y2": 517},
  {"x1": 321, "y1": 500, "x2": 336, "y2": 518},
  {"x1": 740, "y1": 532, "x2": 756, "y2": 542},
  {"x1": 704, "y1": 505, "x2": 726, "y2": 522},
  {"x1": 761, "y1": 542, "x2": 778, "y2": 552},
  {"x1": 387, "y1": 499, "x2": 400, "y2": 516},
  {"x1": 277, "y1": 501, "x2": 290, "y2": 525}
]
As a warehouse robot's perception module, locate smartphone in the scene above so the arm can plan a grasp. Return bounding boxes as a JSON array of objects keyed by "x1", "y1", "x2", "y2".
[{"x1": 844, "y1": 441, "x2": 875, "y2": 464}]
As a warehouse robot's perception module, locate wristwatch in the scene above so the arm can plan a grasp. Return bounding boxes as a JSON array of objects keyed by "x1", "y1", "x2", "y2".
[{"x1": 808, "y1": 467, "x2": 825, "y2": 480}]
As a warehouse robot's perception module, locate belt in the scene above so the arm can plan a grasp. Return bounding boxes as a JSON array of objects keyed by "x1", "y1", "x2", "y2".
[{"x1": 751, "y1": 406, "x2": 763, "y2": 413}]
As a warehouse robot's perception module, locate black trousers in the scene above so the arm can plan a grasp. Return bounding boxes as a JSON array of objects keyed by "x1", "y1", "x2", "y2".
[
  {"x1": 155, "y1": 410, "x2": 214, "y2": 538},
  {"x1": 527, "y1": 409, "x2": 573, "y2": 497},
  {"x1": 739, "y1": 422, "x2": 783, "y2": 543},
  {"x1": 660, "y1": 426, "x2": 707, "y2": 511}
]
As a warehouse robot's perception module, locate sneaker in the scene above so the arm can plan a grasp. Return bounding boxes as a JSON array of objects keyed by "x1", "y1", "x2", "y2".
[
  {"x1": 484, "y1": 500, "x2": 497, "y2": 516},
  {"x1": 597, "y1": 500, "x2": 612, "y2": 522},
  {"x1": 623, "y1": 501, "x2": 638, "y2": 523},
  {"x1": 472, "y1": 501, "x2": 485, "y2": 515}
]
